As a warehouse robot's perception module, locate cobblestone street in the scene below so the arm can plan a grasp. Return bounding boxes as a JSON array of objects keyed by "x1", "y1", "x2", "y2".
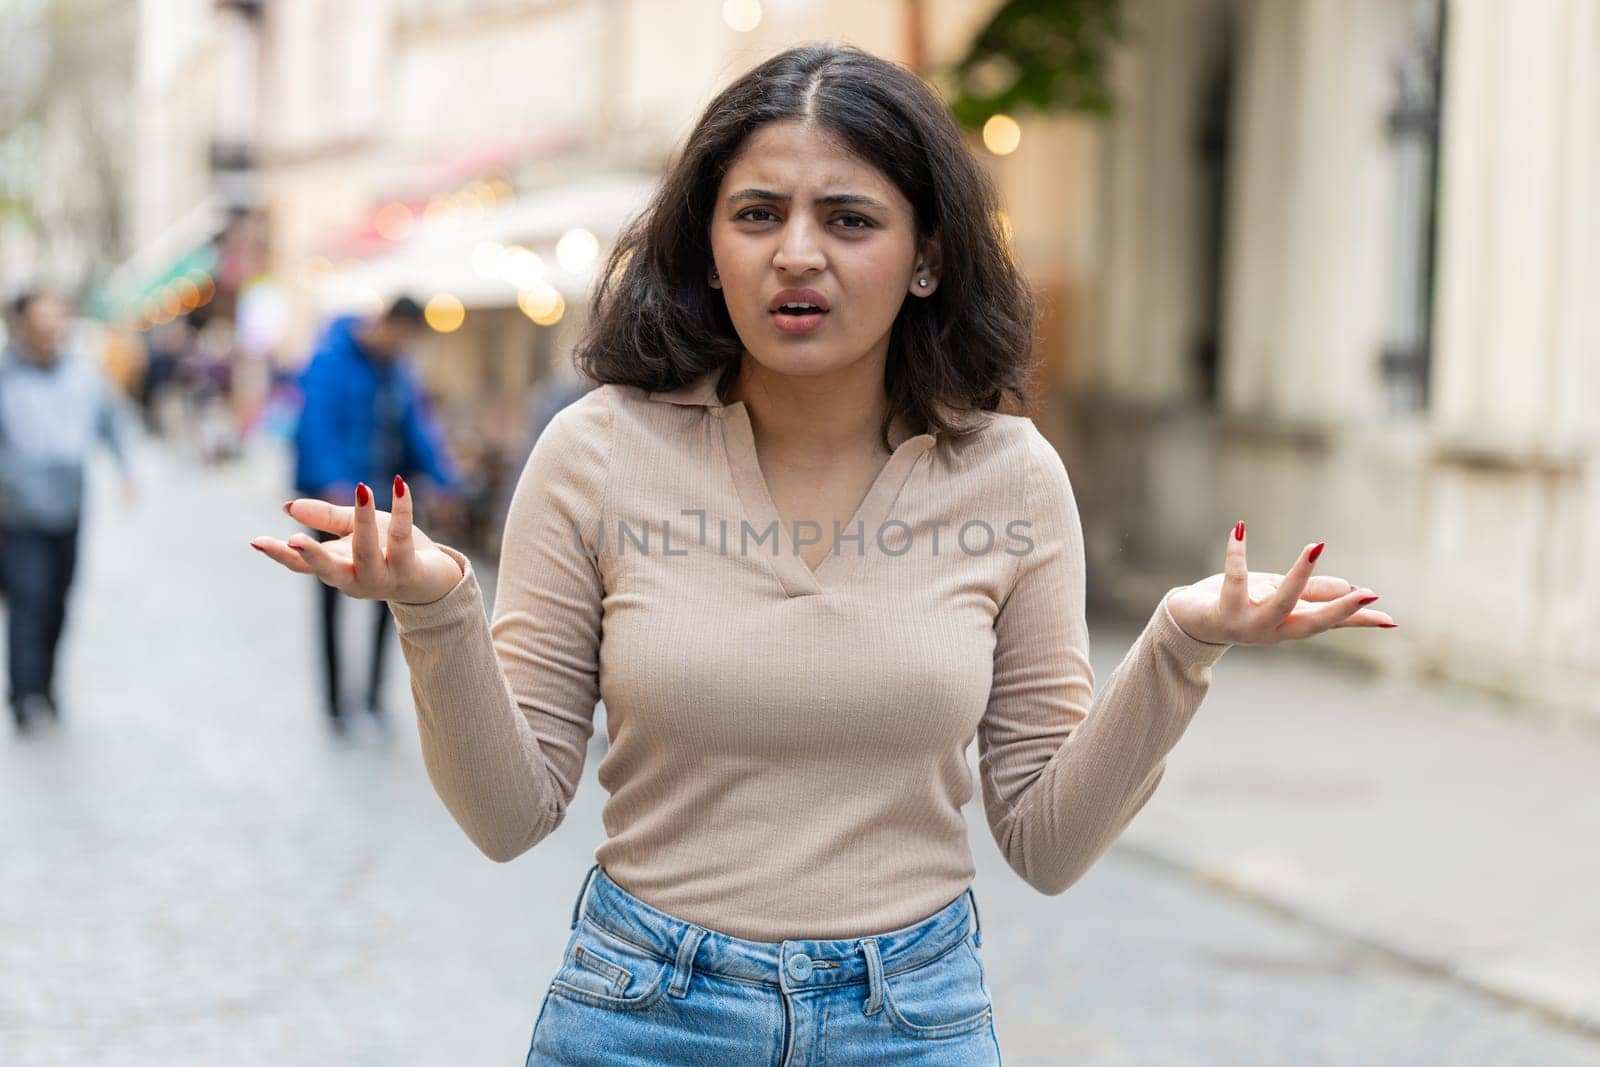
[{"x1": 3, "y1": 438, "x2": 1598, "y2": 1066}]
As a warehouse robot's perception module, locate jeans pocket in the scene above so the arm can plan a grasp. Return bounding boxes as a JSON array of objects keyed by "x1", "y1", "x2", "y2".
[
  {"x1": 879, "y1": 938, "x2": 994, "y2": 1040},
  {"x1": 548, "y1": 918, "x2": 674, "y2": 1012}
]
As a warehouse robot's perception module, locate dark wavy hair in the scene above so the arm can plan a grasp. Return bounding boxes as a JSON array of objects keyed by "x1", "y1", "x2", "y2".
[{"x1": 572, "y1": 42, "x2": 1038, "y2": 446}]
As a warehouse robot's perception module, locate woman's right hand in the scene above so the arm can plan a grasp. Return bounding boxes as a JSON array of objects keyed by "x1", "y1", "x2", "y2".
[{"x1": 250, "y1": 475, "x2": 464, "y2": 606}]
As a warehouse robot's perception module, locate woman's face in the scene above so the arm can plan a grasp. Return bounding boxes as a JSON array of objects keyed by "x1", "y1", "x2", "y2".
[{"x1": 708, "y1": 119, "x2": 940, "y2": 382}]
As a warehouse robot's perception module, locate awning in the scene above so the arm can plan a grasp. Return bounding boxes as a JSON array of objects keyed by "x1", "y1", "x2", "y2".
[
  {"x1": 86, "y1": 243, "x2": 219, "y2": 321},
  {"x1": 312, "y1": 170, "x2": 658, "y2": 312},
  {"x1": 90, "y1": 197, "x2": 228, "y2": 319}
]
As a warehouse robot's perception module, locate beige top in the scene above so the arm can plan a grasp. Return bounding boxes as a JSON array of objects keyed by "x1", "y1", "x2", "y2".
[{"x1": 388, "y1": 370, "x2": 1231, "y2": 941}]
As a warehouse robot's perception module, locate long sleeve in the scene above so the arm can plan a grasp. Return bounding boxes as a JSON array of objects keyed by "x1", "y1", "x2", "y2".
[
  {"x1": 977, "y1": 425, "x2": 1231, "y2": 896},
  {"x1": 388, "y1": 388, "x2": 611, "y2": 861}
]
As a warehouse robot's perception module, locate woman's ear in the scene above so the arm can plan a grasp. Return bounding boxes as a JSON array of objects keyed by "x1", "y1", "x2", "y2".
[{"x1": 910, "y1": 231, "x2": 942, "y2": 298}]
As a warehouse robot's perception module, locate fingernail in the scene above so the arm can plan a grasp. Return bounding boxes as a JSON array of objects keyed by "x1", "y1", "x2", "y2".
[
  {"x1": 1309, "y1": 542, "x2": 1325, "y2": 563},
  {"x1": 1233, "y1": 521, "x2": 1245, "y2": 542},
  {"x1": 394, "y1": 475, "x2": 405, "y2": 499},
  {"x1": 1358, "y1": 594, "x2": 1379, "y2": 605},
  {"x1": 1379, "y1": 622, "x2": 1398, "y2": 628},
  {"x1": 250, "y1": 542, "x2": 266, "y2": 553},
  {"x1": 282, "y1": 501, "x2": 294, "y2": 515},
  {"x1": 356, "y1": 482, "x2": 371, "y2": 507}
]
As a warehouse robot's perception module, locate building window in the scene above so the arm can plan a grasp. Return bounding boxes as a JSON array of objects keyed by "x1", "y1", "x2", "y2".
[{"x1": 1379, "y1": 0, "x2": 1446, "y2": 414}]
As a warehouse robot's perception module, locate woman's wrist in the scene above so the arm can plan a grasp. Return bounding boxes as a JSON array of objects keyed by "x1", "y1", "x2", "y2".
[{"x1": 393, "y1": 545, "x2": 465, "y2": 606}]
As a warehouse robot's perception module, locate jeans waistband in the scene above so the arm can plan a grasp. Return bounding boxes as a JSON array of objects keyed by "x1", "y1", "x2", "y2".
[{"x1": 568, "y1": 864, "x2": 981, "y2": 993}]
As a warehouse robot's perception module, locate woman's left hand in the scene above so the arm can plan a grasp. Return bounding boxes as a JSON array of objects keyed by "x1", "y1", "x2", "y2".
[{"x1": 1164, "y1": 521, "x2": 1396, "y2": 646}]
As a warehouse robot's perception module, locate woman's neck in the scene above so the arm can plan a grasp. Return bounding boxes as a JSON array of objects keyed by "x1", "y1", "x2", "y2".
[{"x1": 730, "y1": 356, "x2": 901, "y2": 460}]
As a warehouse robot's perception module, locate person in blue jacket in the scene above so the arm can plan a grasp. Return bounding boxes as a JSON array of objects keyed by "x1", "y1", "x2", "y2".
[{"x1": 292, "y1": 295, "x2": 460, "y2": 730}]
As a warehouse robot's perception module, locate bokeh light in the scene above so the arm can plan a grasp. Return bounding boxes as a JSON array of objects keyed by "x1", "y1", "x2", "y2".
[
  {"x1": 424, "y1": 293, "x2": 465, "y2": 332},
  {"x1": 502, "y1": 245, "x2": 546, "y2": 289},
  {"x1": 373, "y1": 202, "x2": 415, "y2": 241},
  {"x1": 175, "y1": 277, "x2": 201, "y2": 310},
  {"x1": 517, "y1": 283, "x2": 561, "y2": 321},
  {"x1": 722, "y1": 0, "x2": 762, "y2": 33},
  {"x1": 471, "y1": 240, "x2": 507, "y2": 279},
  {"x1": 982, "y1": 114, "x2": 1022, "y2": 156},
  {"x1": 556, "y1": 228, "x2": 598, "y2": 274}
]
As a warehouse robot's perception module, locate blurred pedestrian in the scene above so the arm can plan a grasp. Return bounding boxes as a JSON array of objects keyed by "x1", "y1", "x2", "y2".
[
  {"x1": 189, "y1": 314, "x2": 239, "y2": 464},
  {"x1": 291, "y1": 295, "x2": 461, "y2": 730},
  {"x1": 138, "y1": 317, "x2": 193, "y2": 436},
  {"x1": 0, "y1": 288, "x2": 136, "y2": 731}
]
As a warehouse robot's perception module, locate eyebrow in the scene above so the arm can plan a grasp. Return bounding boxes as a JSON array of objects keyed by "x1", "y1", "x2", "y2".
[{"x1": 726, "y1": 188, "x2": 890, "y2": 211}]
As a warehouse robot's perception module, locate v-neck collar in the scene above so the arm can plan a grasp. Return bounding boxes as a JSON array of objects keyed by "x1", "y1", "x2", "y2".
[{"x1": 647, "y1": 369, "x2": 940, "y2": 598}]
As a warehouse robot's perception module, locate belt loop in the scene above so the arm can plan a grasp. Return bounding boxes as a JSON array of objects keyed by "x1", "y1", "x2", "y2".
[
  {"x1": 965, "y1": 886, "x2": 983, "y2": 948},
  {"x1": 570, "y1": 863, "x2": 601, "y2": 931},
  {"x1": 668, "y1": 926, "x2": 707, "y2": 999},
  {"x1": 858, "y1": 937, "x2": 885, "y2": 1016}
]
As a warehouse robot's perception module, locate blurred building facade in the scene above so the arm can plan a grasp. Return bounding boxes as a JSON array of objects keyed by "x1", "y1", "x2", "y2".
[
  {"x1": 0, "y1": 0, "x2": 136, "y2": 303},
  {"x1": 114, "y1": 0, "x2": 1598, "y2": 717},
  {"x1": 1047, "y1": 0, "x2": 1598, "y2": 718}
]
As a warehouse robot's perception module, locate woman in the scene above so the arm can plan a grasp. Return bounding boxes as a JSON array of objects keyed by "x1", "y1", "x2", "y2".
[{"x1": 251, "y1": 42, "x2": 1393, "y2": 1066}]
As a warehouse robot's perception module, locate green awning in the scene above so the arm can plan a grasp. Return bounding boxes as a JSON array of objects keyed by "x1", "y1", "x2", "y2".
[{"x1": 86, "y1": 242, "x2": 220, "y2": 321}]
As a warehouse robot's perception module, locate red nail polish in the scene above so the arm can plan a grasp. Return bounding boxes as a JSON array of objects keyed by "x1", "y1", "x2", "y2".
[
  {"x1": 251, "y1": 543, "x2": 266, "y2": 553},
  {"x1": 282, "y1": 501, "x2": 294, "y2": 515},
  {"x1": 1233, "y1": 521, "x2": 1245, "y2": 542},
  {"x1": 394, "y1": 475, "x2": 405, "y2": 499},
  {"x1": 1358, "y1": 595, "x2": 1378, "y2": 605},
  {"x1": 356, "y1": 482, "x2": 371, "y2": 507},
  {"x1": 1309, "y1": 542, "x2": 1325, "y2": 563},
  {"x1": 1379, "y1": 622, "x2": 1398, "y2": 628}
]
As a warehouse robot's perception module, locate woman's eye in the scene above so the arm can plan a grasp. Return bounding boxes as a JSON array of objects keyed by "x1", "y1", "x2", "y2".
[{"x1": 734, "y1": 209, "x2": 874, "y2": 230}]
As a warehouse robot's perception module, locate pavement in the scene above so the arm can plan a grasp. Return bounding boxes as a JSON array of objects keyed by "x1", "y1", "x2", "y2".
[{"x1": 1096, "y1": 614, "x2": 1600, "y2": 1038}]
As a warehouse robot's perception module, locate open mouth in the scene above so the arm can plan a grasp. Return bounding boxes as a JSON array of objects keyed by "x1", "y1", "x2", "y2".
[{"x1": 769, "y1": 304, "x2": 828, "y2": 333}]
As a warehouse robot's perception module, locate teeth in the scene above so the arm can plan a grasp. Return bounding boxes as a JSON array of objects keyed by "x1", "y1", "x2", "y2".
[{"x1": 779, "y1": 302, "x2": 820, "y2": 311}]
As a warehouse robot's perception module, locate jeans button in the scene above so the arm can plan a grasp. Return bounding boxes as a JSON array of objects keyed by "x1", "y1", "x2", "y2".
[{"x1": 786, "y1": 952, "x2": 814, "y2": 981}]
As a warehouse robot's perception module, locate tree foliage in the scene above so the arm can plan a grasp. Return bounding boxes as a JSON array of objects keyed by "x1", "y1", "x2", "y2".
[{"x1": 945, "y1": 0, "x2": 1126, "y2": 129}]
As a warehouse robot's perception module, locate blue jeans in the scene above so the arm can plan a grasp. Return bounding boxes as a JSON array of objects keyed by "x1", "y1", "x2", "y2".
[{"x1": 525, "y1": 864, "x2": 1003, "y2": 1065}]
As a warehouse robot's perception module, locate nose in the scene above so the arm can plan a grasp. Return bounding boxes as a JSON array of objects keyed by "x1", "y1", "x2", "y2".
[{"x1": 772, "y1": 216, "x2": 826, "y2": 275}]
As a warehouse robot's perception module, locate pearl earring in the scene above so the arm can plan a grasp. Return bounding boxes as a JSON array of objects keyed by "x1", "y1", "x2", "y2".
[
  {"x1": 918, "y1": 278, "x2": 928, "y2": 288},
  {"x1": 711, "y1": 268, "x2": 719, "y2": 279}
]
